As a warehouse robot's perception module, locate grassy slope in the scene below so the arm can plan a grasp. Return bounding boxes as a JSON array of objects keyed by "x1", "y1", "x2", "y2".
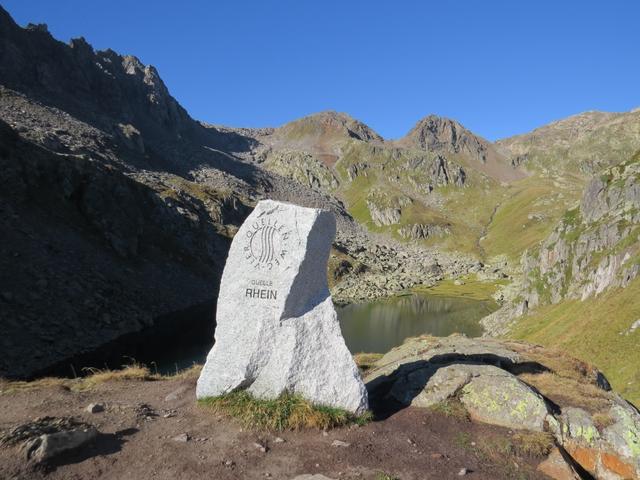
[
  {"x1": 509, "y1": 277, "x2": 640, "y2": 405},
  {"x1": 481, "y1": 175, "x2": 584, "y2": 261},
  {"x1": 337, "y1": 151, "x2": 582, "y2": 263}
]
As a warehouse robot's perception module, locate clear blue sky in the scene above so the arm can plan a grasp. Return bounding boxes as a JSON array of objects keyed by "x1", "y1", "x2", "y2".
[{"x1": 3, "y1": 1, "x2": 639, "y2": 140}]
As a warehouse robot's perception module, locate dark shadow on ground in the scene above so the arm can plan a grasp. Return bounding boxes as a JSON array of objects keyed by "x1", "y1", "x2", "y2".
[{"x1": 45, "y1": 428, "x2": 138, "y2": 470}]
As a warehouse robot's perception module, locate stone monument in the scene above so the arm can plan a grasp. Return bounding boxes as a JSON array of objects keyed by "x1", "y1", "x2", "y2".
[{"x1": 196, "y1": 200, "x2": 368, "y2": 414}]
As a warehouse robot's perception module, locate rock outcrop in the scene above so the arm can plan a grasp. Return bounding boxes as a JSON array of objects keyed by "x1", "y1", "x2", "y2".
[
  {"x1": 521, "y1": 154, "x2": 640, "y2": 310},
  {"x1": 397, "y1": 223, "x2": 450, "y2": 240},
  {"x1": 397, "y1": 115, "x2": 524, "y2": 182}
]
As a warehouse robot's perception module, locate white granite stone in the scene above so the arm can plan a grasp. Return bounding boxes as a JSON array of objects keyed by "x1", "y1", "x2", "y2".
[{"x1": 196, "y1": 200, "x2": 368, "y2": 414}]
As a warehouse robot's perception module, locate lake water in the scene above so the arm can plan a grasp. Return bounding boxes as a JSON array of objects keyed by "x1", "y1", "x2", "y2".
[
  {"x1": 43, "y1": 293, "x2": 495, "y2": 378},
  {"x1": 337, "y1": 293, "x2": 495, "y2": 354},
  {"x1": 151, "y1": 293, "x2": 495, "y2": 373}
]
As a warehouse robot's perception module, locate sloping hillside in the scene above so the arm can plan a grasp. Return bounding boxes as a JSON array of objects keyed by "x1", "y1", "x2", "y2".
[
  {"x1": 486, "y1": 153, "x2": 640, "y2": 404},
  {"x1": 498, "y1": 108, "x2": 640, "y2": 175}
]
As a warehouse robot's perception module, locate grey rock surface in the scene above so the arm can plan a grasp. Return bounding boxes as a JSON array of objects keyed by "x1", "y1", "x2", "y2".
[
  {"x1": 197, "y1": 200, "x2": 368, "y2": 414},
  {"x1": 25, "y1": 427, "x2": 98, "y2": 463}
]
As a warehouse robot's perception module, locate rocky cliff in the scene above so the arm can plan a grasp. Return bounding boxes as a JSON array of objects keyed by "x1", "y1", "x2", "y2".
[{"x1": 521, "y1": 152, "x2": 640, "y2": 310}]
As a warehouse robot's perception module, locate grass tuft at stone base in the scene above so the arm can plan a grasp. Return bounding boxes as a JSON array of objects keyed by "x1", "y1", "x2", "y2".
[{"x1": 198, "y1": 391, "x2": 373, "y2": 431}]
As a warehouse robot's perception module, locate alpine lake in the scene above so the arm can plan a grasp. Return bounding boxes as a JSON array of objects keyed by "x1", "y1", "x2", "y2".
[{"x1": 151, "y1": 290, "x2": 498, "y2": 373}]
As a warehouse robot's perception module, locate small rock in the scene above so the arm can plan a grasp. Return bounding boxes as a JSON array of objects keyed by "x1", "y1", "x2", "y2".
[
  {"x1": 25, "y1": 427, "x2": 98, "y2": 463},
  {"x1": 85, "y1": 403, "x2": 104, "y2": 414},
  {"x1": 458, "y1": 468, "x2": 469, "y2": 476},
  {"x1": 253, "y1": 441, "x2": 268, "y2": 453},
  {"x1": 172, "y1": 433, "x2": 189, "y2": 442},
  {"x1": 273, "y1": 436, "x2": 285, "y2": 443},
  {"x1": 331, "y1": 440, "x2": 350, "y2": 447},
  {"x1": 164, "y1": 386, "x2": 189, "y2": 402},
  {"x1": 223, "y1": 459, "x2": 235, "y2": 467},
  {"x1": 431, "y1": 453, "x2": 444, "y2": 459}
]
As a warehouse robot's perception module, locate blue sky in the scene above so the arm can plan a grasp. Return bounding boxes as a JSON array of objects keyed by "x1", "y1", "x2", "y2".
[{"x1": 3, "y1": 1, "x2": 639, "y2": 140}]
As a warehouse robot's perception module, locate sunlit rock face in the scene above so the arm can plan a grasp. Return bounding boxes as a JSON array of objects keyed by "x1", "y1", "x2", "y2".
[{"x1": 196, "y1": 200, "x2": 368, "y2": 414}]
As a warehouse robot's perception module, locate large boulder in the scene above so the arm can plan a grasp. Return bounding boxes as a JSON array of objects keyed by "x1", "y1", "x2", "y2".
[
  {"x1": 196, "y1": 200, "x2": 368, "y2": 414},
  {"x1": 458, "y1": 366, "x2": 548, "y2": 431}
]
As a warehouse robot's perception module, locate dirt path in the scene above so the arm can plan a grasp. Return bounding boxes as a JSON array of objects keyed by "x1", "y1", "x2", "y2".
[{"x1": 0, "y1": 376, "x2": 550, "y2": 480}]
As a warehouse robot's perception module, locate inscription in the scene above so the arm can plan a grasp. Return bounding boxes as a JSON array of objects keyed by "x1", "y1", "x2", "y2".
[
  {"x1": 244, "y1": 218, "x2": 292, "y2": 270},
  {"x1": 245, "y1": 288, "x2": 278, "y2": 300}
]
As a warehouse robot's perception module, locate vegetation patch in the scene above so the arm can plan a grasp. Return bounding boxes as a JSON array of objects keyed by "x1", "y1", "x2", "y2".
[
  {"x1": 429, "y1": 399, "x2": 470, "y2": 421},
  {"x1": 414, "y1": 276, "x2": 505, "y2": 303},
  {"x1": 198, "y1": 390, "x2": 373, "y2": 431},
  {"x1": 509, "y1": 276, "x2": 640, "y2": 406},
  {"x1": 353, "y1": 352, "x2": 384, "y2": 372},
  {"x1": 0, "y1": 362, "x2": 203, "y2": 395}
]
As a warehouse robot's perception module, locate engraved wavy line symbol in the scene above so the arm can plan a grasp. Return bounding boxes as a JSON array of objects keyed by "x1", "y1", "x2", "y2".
[{"x1": 258, "y1": 225, "x2": 276, "y2": 264}]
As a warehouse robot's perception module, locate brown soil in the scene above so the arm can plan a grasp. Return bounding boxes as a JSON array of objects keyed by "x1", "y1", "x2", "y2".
[{"x1": 0, "y1": 376, "x2": 552, "y2": 480}]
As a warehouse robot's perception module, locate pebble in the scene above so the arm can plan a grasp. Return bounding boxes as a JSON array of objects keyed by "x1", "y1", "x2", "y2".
[
  {"x1": 253, "y1": 442, "x2": 268, "y2": 453},
  {"x1": 274, "y1": 436, "x2": 285, "y2": 443},
  {"x1": 331, "y1": 440, "x2": 350, "y2": 447},
  {"x1": 172, "y1": 433, "x2": 190, "y2": 442},
  {"x1": 458, "y1": 468, "x2": 469, "y2": 476},
  {"x1": 85, "y1": 403, "x2": 105, "y2": 414}
]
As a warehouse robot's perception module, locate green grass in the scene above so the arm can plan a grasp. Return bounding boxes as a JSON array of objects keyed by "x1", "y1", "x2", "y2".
[
  {"x1": 509, "y1": 276, "x2": 640, "y2": 406},
  {"x1": 428, "y1": 399, "x2": 470, "y2": 421},
  {"x1": 482, "y1": 176, "x2": 582, "y2": 260},
  {"x1": 198, "y1": 390, "x2": 373, "y2": 431},
  {"x1": 413, "y1": 277, "x2": 506, "y2": 303}
]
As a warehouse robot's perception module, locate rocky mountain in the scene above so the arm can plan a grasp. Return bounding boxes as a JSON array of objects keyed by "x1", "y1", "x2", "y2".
[
  {"x1": 0, "y1": 7, "x2": 490, "y2": 378},
  {"x1": 397, "y1": 115, "x2": 524, "y2": 182},
  {"x1": 499, "y1": 108, "x2": 640, "y2": 175},
  {"x1": 242, "y1": 110, "x2": 527, "y2": 252},
  {"x1": 521, "y1": 153, "x2": 640, "y2": 309},
  {"x1": 0, "y1": 7, "x2": 368, "y2": 378}
]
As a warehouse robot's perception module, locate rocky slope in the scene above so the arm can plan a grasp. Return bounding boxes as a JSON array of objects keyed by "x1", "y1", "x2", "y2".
[
  {"x1": 480, "y1": 152, "x2": 640, "y2": 408},
  {"x1": 499, "y1": 108, "x2": 640, "y2": 175},
  {"x1": 483, "y1": 151, "x2": 640, "y2": 334},
  {"x1": 0, "y1": 8, "x2": 380, "y2": 378},
  {"x1": 521, "y1": 153, "x2": 640, "y2": 309},
  {"x1": 242, "y1": 110, "x2": 528, "y2": 256}
]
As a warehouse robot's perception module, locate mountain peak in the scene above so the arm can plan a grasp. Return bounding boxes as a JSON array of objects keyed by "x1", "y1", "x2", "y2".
[
  {"x1": 398, "y1": 114, "x2": 525, "y2": 182},
  {"x1": 277, "y1": 111, "x2": 383, "y2": 144}
]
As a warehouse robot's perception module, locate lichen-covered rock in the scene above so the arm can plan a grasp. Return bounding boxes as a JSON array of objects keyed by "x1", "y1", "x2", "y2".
[
  {"x1": 459, "y1": 369, "x2": 549, "y2": 431},
  {"x1": 602, "y1": 403, "x2": 640, "y2": 467},
  {"x1": 559, "y1": 407, "x2": 600, "y2": 445}
]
